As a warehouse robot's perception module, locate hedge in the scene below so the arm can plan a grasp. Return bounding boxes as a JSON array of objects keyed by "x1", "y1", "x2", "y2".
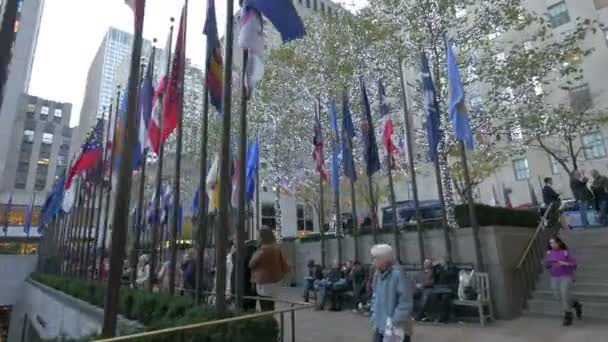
[{"x1": 30, "y1": 273, "x2": 278, "y2": 342}]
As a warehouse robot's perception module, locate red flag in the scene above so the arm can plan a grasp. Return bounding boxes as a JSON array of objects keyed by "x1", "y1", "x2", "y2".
[
  {"x1": 379, "y1": 81, "x2": 398, "y2": 168},
  {"x1": 160, "y1": 6, "x2": 186, "y2": 148},
  {"x1": 66, "y1": 120, "x2": 104, "y2": 189}
]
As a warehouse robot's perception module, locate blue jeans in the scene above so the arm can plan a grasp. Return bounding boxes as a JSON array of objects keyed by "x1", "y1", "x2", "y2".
[
  {"x1": 303, "y1": 277, "x2": 315, "y2": 302},
  {"x1": 578, "y1": 201, "x2": 589, "y2": 227},
  {"x1": 598, "y1": 200, "x2": 608, "y2": 225}
]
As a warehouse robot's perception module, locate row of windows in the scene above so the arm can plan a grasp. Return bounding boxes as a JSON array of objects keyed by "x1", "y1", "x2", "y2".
[
  {"x1": 549, "y1": 0, "x2": 608, "y2": 28},
  {"x1": 512, "y1": 132, "x2": 607, "y2": 180},
  {"x1": 298, "y1": 0, "x2": 334, "y2": 15}
]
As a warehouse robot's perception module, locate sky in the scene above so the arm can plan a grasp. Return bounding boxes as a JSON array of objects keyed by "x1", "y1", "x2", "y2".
[{"x1": 28, "y1": 0, "x2": 367, "y2": 127}]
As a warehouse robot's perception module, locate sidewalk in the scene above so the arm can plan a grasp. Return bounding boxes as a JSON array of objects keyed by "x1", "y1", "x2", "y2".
[{"x1": 276, "y1": 287, "x2": 608, "y2": 342}]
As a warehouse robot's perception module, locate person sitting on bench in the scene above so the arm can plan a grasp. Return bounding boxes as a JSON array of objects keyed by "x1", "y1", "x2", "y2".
[
  {"x1": 317, "y1": 261, "x2": 347, "y2": 311},
  {"x1": 303, "y1": 259, "x2": 323, "y2": 302},
  {"x1": 413, "y1": 259, "x2": 435, "y2": 321}
]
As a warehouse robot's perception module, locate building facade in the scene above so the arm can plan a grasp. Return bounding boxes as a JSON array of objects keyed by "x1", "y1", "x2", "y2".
[{"x1": 0, "y1": 0, "x2": 44, "y2": 204}]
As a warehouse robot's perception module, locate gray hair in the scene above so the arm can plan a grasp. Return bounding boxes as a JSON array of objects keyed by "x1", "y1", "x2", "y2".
[{"x1": 370, "y1": 244, "x2": 394, "y2": 258}]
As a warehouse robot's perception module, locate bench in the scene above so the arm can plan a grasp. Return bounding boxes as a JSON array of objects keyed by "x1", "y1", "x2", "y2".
[{"x1": 452, "y1": 272, "x2": 494, "y2": 326}]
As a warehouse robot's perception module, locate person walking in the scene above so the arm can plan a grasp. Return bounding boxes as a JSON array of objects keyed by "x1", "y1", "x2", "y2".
[
  {"x1": 545, "y1": 235, "x2": 582, "y2": 326},
  {"x1": 370, "y1": 244, "x2": 413, "y2": 342},
  {"x1": 249, "y1": 227, "x2": 290, "y2": 311},
  {"x1": 570, "y1": 170, "x2": 593, "y2": 227},
  {"x1": 590, "y1": 169, "x2": 608, "y2": 225},
  {"x1": 542, "y1": 177, "x2": 562, "y2": 229}
]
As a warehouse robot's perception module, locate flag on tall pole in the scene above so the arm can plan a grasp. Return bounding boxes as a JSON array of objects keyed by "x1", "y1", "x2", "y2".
[
  {"x1": 137, "y1": 47, "x2": 155, "y2": 161},
  {"x1": 421, "y1": 52, "x2": 442, "y2": 162},
  {"x1": 204, "y1": 0, "x2": 223, "y2": 113},
  {"x1": 360, "y1": 78, "x2": 381, "y2": 176},
  {"x1": 313, "y1": 107, "x2": 328, "y2": 181},
  {"x1": 149, "y1": 28, "x2": 173, "y2": 154},
  {"x1": 341, "y1": 91, "x2": 356, "y2": 181},
  {"x1": 24, "y1": 192, "x2": 36, "y2": 236},
  {"x1": 66, "y1": 120, "x2": 104, "y2": 189},
  {"x1": 328, "y1": 101, "x2": 341, "y2": 193},
  {"x1": 446, "y1": 39, "x2": 474, "y2": 149},
  {"x1": 245, "y1": 136, "x2": 259, "y2": 203},
  {"x1": 378, "y1": 80, "x2": 398, "y2": 166}
]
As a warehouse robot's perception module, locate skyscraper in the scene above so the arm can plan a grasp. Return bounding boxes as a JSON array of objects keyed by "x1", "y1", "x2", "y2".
[{"x1": 74, "y1": 27, "x2": 152, "y2": 150}]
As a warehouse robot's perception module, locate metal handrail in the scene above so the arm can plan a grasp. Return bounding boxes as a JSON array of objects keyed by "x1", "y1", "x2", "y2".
[
  {"x1": 515, "y1": 202, "x2": 556, "y2": 269},
  {"x1": 94, "y1": 302, "x2": 314, "y2": 342}
]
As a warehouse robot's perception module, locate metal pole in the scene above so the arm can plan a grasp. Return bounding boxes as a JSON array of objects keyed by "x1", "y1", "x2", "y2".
[
  {"x1": 386, "y1": 154, "x2": 401, "y2": 262},
  {"x1": 102, "y1": 0, "x2": 146, "y2": 335},
  {"x1": 196, "y1": 81, "x2": 209, "y2": 304},
  {"x1": 216, "y1": 0, "x2": 235, "y2": 314},
  {"x1": 459, "y1": 141, "x2": 484, "y2": 271},
  {"x1": 83, "y1": 183, "x2": 98, "y2": 278},
  {"x1": 100, "y1": 91, "x2": 121, "y2": 276},
  {"x1": 316, "y1": 100, "x2": 326, "y2": 269},
  {"x1": 366, "y1": 174, "x2": 378, "y2": 244},
  {"x1": 399, "y1": 59, "x2": 425, "y2": 264},
  {"x1": 235, "y1": 50, "x2": 249, "y2": 310},
  {"x1": 149, "y1": 18, "x2": 174, "y2": 292},
  {"x1": 169, "y1": 2, "x2": 187, "y2": 296},
  {"x1": 73, "y1": 182, "x2": 86, "y2": 276},
  {"x1": 349, "y1": 178, "x2": 359, "y2": 262}
]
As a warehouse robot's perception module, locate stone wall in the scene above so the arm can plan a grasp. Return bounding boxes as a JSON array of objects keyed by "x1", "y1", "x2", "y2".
[
  {"x1": 0, "y1": 255, "x2": 37, "y2": 306},
  {"x1": 282, "y1": 226, "x2": 536, "y2": 319}
]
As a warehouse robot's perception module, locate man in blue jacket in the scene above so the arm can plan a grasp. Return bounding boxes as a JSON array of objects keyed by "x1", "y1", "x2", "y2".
[{"x1": 370, "y1": 244, "x2": 413, "y2": 342}]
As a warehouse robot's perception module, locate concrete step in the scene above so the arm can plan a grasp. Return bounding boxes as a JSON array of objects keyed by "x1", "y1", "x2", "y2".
[
  {"x1": 526, "y1": 299, "x2": 608, "y2": 320},
  {"x1": 536, "y1": 280, "x2": 608, "y2": 293},
  {"x1": 532, "y1": 290, "x2": 608, "y2": 304}
]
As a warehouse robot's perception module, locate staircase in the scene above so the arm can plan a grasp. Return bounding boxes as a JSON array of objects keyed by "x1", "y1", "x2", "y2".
[{"x1": 526, "y1": 228, "x2": 608, "y2": 319}]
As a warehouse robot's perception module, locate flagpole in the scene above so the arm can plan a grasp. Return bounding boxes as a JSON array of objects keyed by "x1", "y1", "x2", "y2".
[
  {"x1": 168, "y1": 2, "x2": 187, "y2": 296},
  {"x1": 330, "y1": 102, "x2": 343, "y2": 266},
  {"x1": 72, "y1": 181, "x2": 86, "y2": 276},
  {"x1": 83, "y1": 182, "x2": 98, "y2": 278},
  {"x1": 100, "y1": 89, "x2": 120, "y2": 277},
  {"x1": 78, "y1": 182, "x2": 92, "y2": 277},
  {"x1": 459, "y1": 141, "x2": 484, "y2": 271},
  {"x1": 399, "y1": 60, "x2": 425, "y2": 264},
  {"x1": 130, "y1": 50, "x2": 153, "y2": 288},
  {"x1": 196, "y1": 85, "x2": 209, "y2": 304},
  {"x1": 102, "y1": 0, "x2": 146, "y2": 336},
  {"x1": 91, "y1": 106, "x2": 111, "y2": 279},
  {"x1": 316, "y1": 99, "x2": 326, "y2": 269},
  {"x1": 149, "y1": 18, "x2": 174, "y2": 292},
  {"x1": 216, "y1": 0, "x2": 236, "y2": 314}
]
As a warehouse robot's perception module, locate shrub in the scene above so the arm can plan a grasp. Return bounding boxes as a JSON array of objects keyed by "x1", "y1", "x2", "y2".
[{"x1": 31, "y1": 273, "x2": 278, "y2": 342}]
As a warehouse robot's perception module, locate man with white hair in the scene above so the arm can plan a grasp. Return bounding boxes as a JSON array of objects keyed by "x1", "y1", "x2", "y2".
[{"x1": 370, "y1": 244, "x2": 413, "y2": 342}]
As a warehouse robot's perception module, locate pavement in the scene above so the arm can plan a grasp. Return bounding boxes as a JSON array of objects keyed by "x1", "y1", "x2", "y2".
[{"x1": 275, "y1": 288, "x2": 608, "y2": 342}]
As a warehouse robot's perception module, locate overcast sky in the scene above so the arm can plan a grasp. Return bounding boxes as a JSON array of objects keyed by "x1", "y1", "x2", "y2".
[{"x1": 28, "y1": 0, "x2": 366, "y2": 127}]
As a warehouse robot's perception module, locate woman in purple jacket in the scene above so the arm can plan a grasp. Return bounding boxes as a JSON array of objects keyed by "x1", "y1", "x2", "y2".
[{"x1": 545, "y1": 235, "x2": 583, "y2": 326}]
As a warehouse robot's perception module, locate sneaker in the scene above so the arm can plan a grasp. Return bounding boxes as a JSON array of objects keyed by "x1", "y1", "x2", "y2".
[{"x1": 573, "y1": 301, "x2": 583, "y2": 319}]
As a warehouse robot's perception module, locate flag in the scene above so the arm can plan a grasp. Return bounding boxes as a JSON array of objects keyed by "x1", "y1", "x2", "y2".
[
  {"x1": 528, "y1": 179, "x2": 539, "y2": 207},
  {"x1": 421, "y1": 52, "x2": 442, "y2": 162},
  {"x1": 239, "y1": 0, "x2": 305, "y2": 97},
  {"x1": 341, "y1": 91, "x2": 357, "y2": 182},
  {"x1": 159, "y1": 6, "x2": 186, "y2": 150},
  {"x1": 245, "y1": 136, "x2": 259, "y2": 202},
  {"x1": 206, "y1": 153, "x2": 221, "y2": 210},
  {"x1": 62, "y1": 179, "x2": 75, "y2": 213},
  {"x1": 204, "y1": 0, "x2": 223, "y2": 113},
  {"x1": 244, "y1": 0, "x2": 305, "y2": 41},
  {"x1": 149, "y1": 28, "x2": 173, "y2": 154},
  {"x1": 23, "y1": 193, "x2": 36, "y2": 235},
  {"x1": 446, "y1": 39, "x2": 474, "y2": 149},
  {"x1": 137, "y1": 47, "x2": 155, "y2": 165},
  {"x1": 41, "y1": 175, "x2": 65, "y2": 228},
  {"x1": 328, "y1": 101, "x2": 341, "y2": 192},
  {"x1": 378, "y1": 80, "x2": 398, "y2": 166},
  {"x1": 359, "y1": 78, "x2": 380, "y2": 176},
  {"x1": 66, "y1": 119, "x2": 104, "y2": 189},
  {"x1": 313, "y1": 109, "x2": 328, "y2": 181},
  {"x1": 160, "y1": 184, "x2": 174, "y2": 224}
]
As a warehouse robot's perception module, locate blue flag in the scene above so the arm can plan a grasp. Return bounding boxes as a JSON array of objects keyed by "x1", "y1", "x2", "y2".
[
  {"x1": 23, "y1": 194, "x2": 35, "y2": 235},
  {"x1": 359, "y1": 78, "x2": 381, "y2": 176},
  {"x1": 244, "y1": 0, "x2": 305, "y2": 42},
  {"x1": 446, "y1": 39, "x2": 474, "y2": 149},
  {"x1": 136, "y1": 48, "x2": 155, "y2": 169},
  {"x1": 246, "y1": 136, "x2": 259, "y2": 202},
  {"x1": 328, "y1": 101, "x2": 341, "y2": 192},
  {"x1": 177, "y1": 205, "x2": 183, "y2": 235},
  {"x1": 421, "y1": 52, "x2": 442, "y2": 162},
  {"x1": 341, "y1": 91, "x2": 357, "y2": 181}
]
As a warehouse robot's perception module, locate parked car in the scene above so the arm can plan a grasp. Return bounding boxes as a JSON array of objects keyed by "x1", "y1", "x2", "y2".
[{"x1": 381, "y1": 200, "x2": 443, "y2": 228}]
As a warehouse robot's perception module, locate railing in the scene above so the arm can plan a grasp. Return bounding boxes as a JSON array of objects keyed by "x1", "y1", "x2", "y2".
[
  {"x1": 515, "y1": 202, "x2": 560, "y2": 310},
  {"x1": 94, "y1": 294, "x2": 314, "y2": 342}
]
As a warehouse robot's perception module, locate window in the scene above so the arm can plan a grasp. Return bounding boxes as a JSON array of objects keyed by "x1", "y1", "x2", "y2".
[
  {"x1": 549, "y1": 155, "x2": 560, "y2": 175},
  {"x1": 26, "y1": 103, "x2": 35, "y2": 113},
  {"x1": 594, "y1": 0, "x2": 608, "y2": 10},
  {"x1": 582, "y1": 132, "x2": 606, "y2": 159},
  {"x1": 320, "y1": 2, "x2": 325, "y2": 12},
  {"x1": 513, "y1": 158, "x2": 530, "y2": 180},
  {"x1": 42, "y1": 133, "x2": 53, "y2": 145},
  {"x1": 62, "y1": 126, "x2": 72, "y2": 138},
  {"x1": 313, "y1": 0, "x2": 317, "y2": 11},
  {"x1": 548, "y1": 1, "x2": 570, "y2": 27},
  {"x1": 261, "y1": 203, "x2": 277, "y2": 229},
  {"x1": 53, "y1": 108, "x2": 63, "y2": 122},
  {"x1": 23, "y1": 130, "x2": 34, "y2": 143},
  {"x1": 59, "y1": 143, "x2": 70, "y2": 156},
  {"x1": 40, "y1": 105, "x2": 49, "y2": 115},
  {"x1": 39, "y1": 144, "x2": 51, "y2": 159},
  {"x1": 17, "y1": 162, "x2": 29, "y2": 173},
  {"x1": 35, "y1": 164, "x2": 48, "y2": 190},
  {"x1": 297, "y1": 204, "x2": 314, "y2": 232},
  {"x1": 569, "y1": 84, "x2": 592, "y2": 112},
  {"x1": 24, "y1": 119, "x2": 36, "y2": 131}
]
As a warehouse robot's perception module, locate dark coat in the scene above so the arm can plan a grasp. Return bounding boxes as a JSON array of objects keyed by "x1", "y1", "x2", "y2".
[
  {"x1": 542, "y1": 185, "x2": 560, "y2": 206},
  {"x1": 570, "y1": 177, "x2": 593, "y2": 202}
]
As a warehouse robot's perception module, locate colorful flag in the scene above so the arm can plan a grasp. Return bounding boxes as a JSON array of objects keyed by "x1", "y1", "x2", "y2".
[
  {"x1": 359, "y1": 78, "x2": 380, "y2": 176},
  {"x1": 245, "y1": 136, "x2": 259, "y2": 203},
  {"x1": 149, "y1": 28, "x2": 173, "y2": 154},
  {"x1": 328, "y1": 101, "x2": 341, "y2": 192},
  {"x1": 378, "y1": 80, "x2": 398, "y2": 166},
  {"x1": 244, "y1": 0, "x2": 305, "y2": 42},
  {"x1": 204, "y1": 0, "x2": 223, "y2": 113},
  {"x1": 160, "y1": 6, "x2": 186, "y2": 150},
  {"x1": 206, "y1": 153, "x2": 221, "y2": 210},
  {"x1": 137, "y1": 47, "x2": 155, "y2": 164},
  {"x1": 341, "y1": 91, "x2": 357, "y2": 182},
  {"x1": 313, "y1": 109, "x2": 328, "y2": 181},
  {"x1": 446, "y1": 39, "x2": 474, "y2": 149},
  {"x1": 66, "y1": 119, "x2": 104, "y2": 189},
  {"x1": 421, "y1": 52, "x2": 442, "y2": 162}
]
